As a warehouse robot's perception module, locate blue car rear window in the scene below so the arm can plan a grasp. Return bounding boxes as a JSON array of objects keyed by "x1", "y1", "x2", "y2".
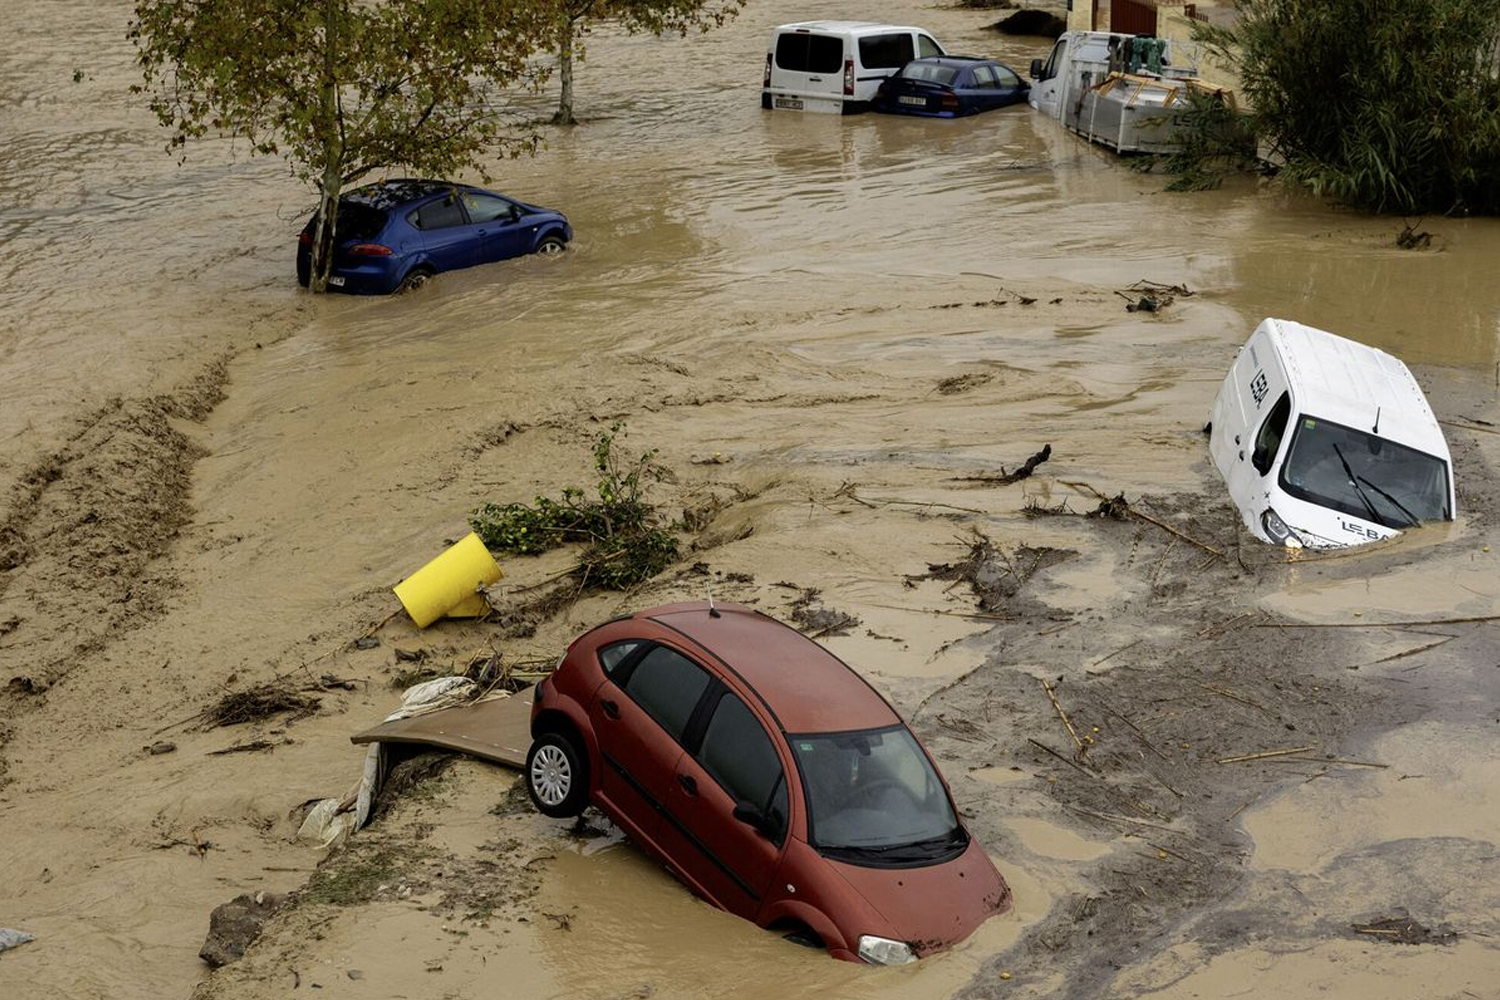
[
  {"x1": 330, "y1": 204, "x2": 387, "y2": 240},
  {"x1": 903, "y1": 63, "x2": 959, "y2": 85}
]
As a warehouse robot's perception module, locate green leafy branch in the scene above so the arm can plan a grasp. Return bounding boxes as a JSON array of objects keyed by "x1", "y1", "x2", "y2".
[{"x1": 469, "y1": 423, "x2": 679, "y2": 590}]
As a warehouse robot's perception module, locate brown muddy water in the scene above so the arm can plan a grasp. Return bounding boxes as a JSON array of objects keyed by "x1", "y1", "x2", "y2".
[{"x1": 2, "y1": 2, "x2": 1499, "y2": 999}]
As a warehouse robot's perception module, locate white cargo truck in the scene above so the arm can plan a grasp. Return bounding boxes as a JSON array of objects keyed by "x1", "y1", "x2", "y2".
[{"x1": 1027, "y1": 30, "x2": 1216, "y2": 153}]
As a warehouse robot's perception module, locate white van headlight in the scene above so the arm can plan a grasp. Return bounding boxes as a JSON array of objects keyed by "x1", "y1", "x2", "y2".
[
  {"x1": 858, "y1": 935, "x2": 916, "y2": 965},
  {"x1": 1261, "y1": 509, "x2": 1304, "y2": 549}
]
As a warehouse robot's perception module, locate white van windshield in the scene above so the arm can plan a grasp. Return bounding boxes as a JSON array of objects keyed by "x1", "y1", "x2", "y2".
[{"x1": 1279, "y1": 415, "x2": 1450, "y2": 527}]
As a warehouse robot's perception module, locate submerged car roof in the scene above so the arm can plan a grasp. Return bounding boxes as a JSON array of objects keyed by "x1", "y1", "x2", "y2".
[
  {"x1": 1265, "y1": 318, "x2": 1450, "y2": 460},
  {"x1": 640, "y1": 602, "x2": 901, "y2": 735}
]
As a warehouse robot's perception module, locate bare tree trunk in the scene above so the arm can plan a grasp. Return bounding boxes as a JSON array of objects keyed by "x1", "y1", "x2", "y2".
[
  {"x1": 553, "y1": 18, "x2": 576, "y2": 126},
  {"x1": 310, "y1": 0, "x2": 342, "y2": 293}
]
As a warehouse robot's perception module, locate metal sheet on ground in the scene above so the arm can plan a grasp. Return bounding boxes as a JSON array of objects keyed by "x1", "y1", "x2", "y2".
[{"x1": 350, "y1": 690, "x2": 534, "y2": 768}]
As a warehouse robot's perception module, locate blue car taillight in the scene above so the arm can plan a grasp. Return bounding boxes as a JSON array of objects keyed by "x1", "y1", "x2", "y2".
[
  {"x1": 348, "y1": 243, "x2": 393, "y2": 257},
  {"x1": 941, "y1": 91, "x2": 960, "y2": 110}
]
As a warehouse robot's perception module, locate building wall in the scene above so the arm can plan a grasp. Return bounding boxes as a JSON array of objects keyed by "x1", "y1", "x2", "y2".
[{"x1": 1157, "y1": 6, "x2": 1243, "y2": 93}]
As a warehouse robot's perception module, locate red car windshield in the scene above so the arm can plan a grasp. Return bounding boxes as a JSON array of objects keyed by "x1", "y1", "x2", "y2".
[{"x1": 792, "y1": 725, "x2": 964, "y2": 864}]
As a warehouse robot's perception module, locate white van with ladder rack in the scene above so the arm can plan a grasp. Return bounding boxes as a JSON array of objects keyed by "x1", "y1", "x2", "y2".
[
  {"x1": 1207, "y1": 319, "x2": 1455, "y2": 549},
  {"x1": 761, "y1": 21, "x2": 946, "y2": 114}
]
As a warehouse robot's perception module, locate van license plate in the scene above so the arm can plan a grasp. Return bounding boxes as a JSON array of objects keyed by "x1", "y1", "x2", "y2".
[
  {"x1": 774, "y1": 97, "x2": 803, "y2": 110},
  {"x1": 899, "y1": 95, "x2": 927, "y2": 107}
]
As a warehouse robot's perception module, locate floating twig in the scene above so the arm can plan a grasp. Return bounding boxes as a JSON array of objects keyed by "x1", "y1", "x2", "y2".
[
  {"x1": 1217, "y1": 745, "x2": 1317, "y2": 764},
  {"x1": 1027, "y1": 737, "x2": 1096, "y2": 777},
  {"x1": 1042, "y1": 679, "x2": 1086, "y2": 755},
  {"x1": 1198, "y1": 682, "x2": 1275, "y2": 717},
  {"x1": 1103, "y1": 706, "x2": 1170, "y2": 761},
  {"x1": 1091, "y1": 638, "x2": 1142, "y2": 668}
]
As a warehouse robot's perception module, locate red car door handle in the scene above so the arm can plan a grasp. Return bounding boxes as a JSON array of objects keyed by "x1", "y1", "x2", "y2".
[
  {"x1": 677, "y1": 774, "x2": 698, "y2": 796},
  {"x1": 601, "y1": 700, "x2": 620, "y2": 720}
]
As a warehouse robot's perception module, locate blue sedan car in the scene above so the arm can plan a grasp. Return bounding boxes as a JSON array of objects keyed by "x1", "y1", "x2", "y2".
[
  {"x1": 296, "y1": 179, "x2": 572, "y2": 294},
  {"x1": 872, "y1": 57, "x2": 1030, "y2": 118}
]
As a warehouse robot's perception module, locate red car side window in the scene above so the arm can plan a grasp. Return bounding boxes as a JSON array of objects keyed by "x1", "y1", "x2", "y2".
[
  {"x1": 622, "y1": 646, "x2": 711, "y2": 741},
  {"x1": 698, "y1": 692, "x2": 789, "y2": 842}
]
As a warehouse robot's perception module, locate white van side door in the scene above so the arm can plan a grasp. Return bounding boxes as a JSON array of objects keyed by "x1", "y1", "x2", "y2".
[{"x1": 1223, "y1": 337, "x2": 1292, "y2": 520}]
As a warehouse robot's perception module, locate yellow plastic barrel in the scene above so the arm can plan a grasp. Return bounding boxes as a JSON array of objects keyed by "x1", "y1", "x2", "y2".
[{"x1": 393, "y1": 532, "x2": 502, "y2": 628}]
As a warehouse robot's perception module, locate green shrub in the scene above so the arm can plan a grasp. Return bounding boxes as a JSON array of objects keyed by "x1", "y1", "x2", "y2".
[
  {"x1": 469, "y1": 423, "x2": 678, "y2": 590},
  {"x1": 1203, "y1": 0, "x2": 1500, "y2": 214}
]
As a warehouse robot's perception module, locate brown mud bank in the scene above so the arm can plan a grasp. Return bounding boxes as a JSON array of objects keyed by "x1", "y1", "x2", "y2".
[{"x1": 189, "y1": 364, "x2": 1499, "y2": 1000}]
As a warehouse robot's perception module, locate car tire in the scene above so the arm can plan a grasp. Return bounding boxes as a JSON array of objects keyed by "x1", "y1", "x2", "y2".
[
  {"x1": 535, "y1": 235, "x2": 567, "y2": 257},
  {"x1": 396, "y1": 267, "x2": 434, "y2": 294},
  {"x1": 526, "y1": 730, "x2": 588, "y2": 818}
]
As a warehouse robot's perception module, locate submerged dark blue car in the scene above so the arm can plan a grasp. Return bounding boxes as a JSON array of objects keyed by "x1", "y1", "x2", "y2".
[
  {"x1": 296, "y1": 179, "x2": 571, "y2": 294},
  {"x1": 872, "y1": 57, "x2": 1030, "y2": 118}
]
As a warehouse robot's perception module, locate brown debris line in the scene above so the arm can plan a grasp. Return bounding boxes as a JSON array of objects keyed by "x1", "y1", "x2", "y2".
[
  {"x1": 1255, "y1": 614, "x2": 1500, "y2": 629},
  {"x1": 952, "y1": 444, "x2": 1052, "y2": 486},
  {"x1": 935, "y1": 372, "x2": 994, "y2": 396},
  {"x1": 201, "y1": 684, "x2": 321, "y2": 729},
  {"x1": 1352, "y1": 912, "x2": 1457, "y2": 945}
]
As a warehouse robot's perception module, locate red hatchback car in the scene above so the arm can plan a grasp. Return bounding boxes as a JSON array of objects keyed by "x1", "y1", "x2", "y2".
[{"x1": 526, "y1": 601, "x2": 1012, "y2": 963}]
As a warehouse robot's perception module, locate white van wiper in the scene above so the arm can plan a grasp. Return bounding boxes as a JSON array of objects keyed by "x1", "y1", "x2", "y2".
[
  {"x1": 1332, "y1": 443, "x2": 1382, "y2": 525},
  {"x1": 1355, "y1": 475, "x2": 1420, "y2": 528}
]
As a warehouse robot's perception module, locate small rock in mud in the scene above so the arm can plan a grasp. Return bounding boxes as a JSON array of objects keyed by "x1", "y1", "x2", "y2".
[
  {"x1": 199, "y1": 892, "x2": 286, "y2": 967},
  {"x1": 394, "y1": 647, "x2": 427, "y2": 663},
  {"x1": 353, "y1": 636, "x2": 380, "y2": 650},
  {"x1": 146, "y1": 741, "x2": 177, "y2": 755},
  {"x1": 0, "y1": 928, "x2": 35, "y2": 953}
]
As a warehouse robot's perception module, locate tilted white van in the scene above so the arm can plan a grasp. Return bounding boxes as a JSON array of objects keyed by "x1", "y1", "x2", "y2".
[
  {"x1": 1207, "y1": 319, "x2": 1455, "y2": 549},
  {"x1": 761, "y1": 21, "x2": 945, "y2": 114}
]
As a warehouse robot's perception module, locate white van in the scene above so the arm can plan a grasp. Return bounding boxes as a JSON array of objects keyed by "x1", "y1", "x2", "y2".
[
  {"x1": 1207, "y1": 319, "x2": 1455, "y2": 549},
  {"x1": 761, "y1": 21, "x2": 946, "y2": 114}
]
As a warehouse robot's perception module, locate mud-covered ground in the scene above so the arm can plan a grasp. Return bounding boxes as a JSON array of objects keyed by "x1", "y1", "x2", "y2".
[{"x1": 4, "y1": 1, "x2": 1500, "y2": 998}]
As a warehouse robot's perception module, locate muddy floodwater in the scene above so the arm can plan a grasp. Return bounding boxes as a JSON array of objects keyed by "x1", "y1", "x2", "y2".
[{"x1": 3, "y1": 1, "x2": 1499, "y2": 999}]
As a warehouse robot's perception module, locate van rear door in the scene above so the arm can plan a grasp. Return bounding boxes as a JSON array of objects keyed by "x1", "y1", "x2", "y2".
[{"x1": 769, "y1": 30, "x2": 845, "y2": 111}]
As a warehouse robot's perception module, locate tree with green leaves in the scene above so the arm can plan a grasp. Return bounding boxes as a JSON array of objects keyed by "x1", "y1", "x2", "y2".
[
  {"x1": 546, "y1": 0, "x2": 744, "y2": 125},
  {"x1": 131, "y1": 0, "x2": 558, "y2": 292},
  {"x1": 1199, "y1": 0, "x2": 1500, "y2": 214}
]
